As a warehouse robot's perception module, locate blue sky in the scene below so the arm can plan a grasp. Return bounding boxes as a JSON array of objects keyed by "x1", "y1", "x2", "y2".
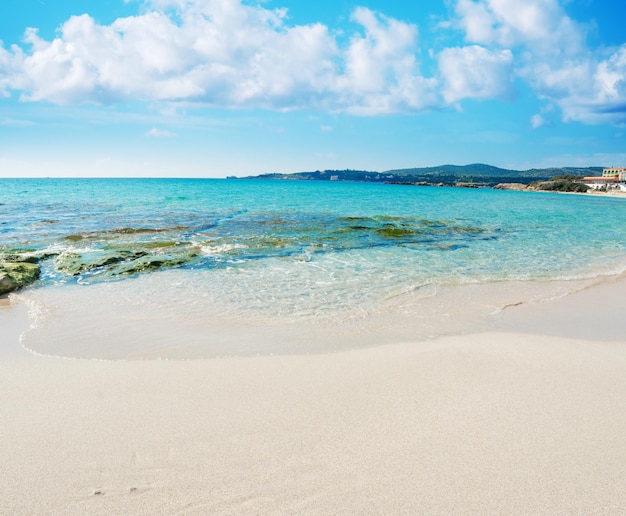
[{"x1": 0, "y1": 0, "x2": 625, "y2": 177}]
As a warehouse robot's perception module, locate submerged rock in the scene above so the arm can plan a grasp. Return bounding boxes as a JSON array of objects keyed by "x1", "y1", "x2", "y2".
[
  {"x1": 54, "y1": 250, "x2": 148, "y2": 276},
  {"x1": 109, "y1": 253, "x2": 196, "y2": 276},
  {"x1": 53, "y1": 248, "x2": 198, "y2": 279},
  {"x1": 376, "y1": 225, "x2": 420, "y2": 238},
  {"x1": 0, "y1": 262, "x2": 41, "y2": 294}
]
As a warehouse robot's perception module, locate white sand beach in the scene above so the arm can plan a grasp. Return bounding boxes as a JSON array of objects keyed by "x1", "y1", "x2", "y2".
[{"x1": 1, "y1": 280, "x2": 625, "y2": 515}]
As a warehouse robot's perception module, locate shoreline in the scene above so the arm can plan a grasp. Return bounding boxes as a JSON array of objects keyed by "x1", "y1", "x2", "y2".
[
  {"x1": 12, "y1": 270, "x2": 626, "y2": 361},
  {"x1": 494, "y1": 272, "x2": 626, "y2": 340},
  {"x1": 5, "y1": 272, "x2": 626, "y2": 355},
  {"x1": 1, "y1": 278, "x2": 625, "y2": 513}
]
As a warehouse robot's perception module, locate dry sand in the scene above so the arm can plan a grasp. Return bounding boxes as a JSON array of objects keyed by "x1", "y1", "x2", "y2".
[{"x1": 1, "y1": 280, "x2": 625, "y2": 515}]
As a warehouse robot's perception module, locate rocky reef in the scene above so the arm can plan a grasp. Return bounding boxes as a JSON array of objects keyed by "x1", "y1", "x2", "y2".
[{"x1": 0, "y1": 214, "x2": 498, "y2": 292}]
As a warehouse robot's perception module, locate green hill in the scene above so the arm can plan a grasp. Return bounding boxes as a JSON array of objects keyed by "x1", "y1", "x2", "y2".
[{"x1": 243, "y1": 164, "x2": 605, "y2": 187}]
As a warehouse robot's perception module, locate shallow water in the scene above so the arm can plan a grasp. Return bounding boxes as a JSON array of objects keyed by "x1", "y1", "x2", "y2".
[{"x1": 3, "y1": 178, "x2": 626, "y2": 358}]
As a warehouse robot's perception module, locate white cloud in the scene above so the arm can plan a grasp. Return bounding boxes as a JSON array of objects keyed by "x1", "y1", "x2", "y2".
[
  {"x1": 335, "y1": 8, "x2": 438, "y2": 114},
  {"x1": 453, "y1": 0, "x2": 626, "y2": 124},
  {"x1": 530, "y1": 104, "x2": 555, "y2": 128},
  {"x1": 0, "y1": 42, "x2": 22, "y2": 98},
  {"x1": 530, "y1": 114, "x2": 546, "y2": 129},
  {"x1": 455, "y1": 0, "x2": 498, "y2": 45},
  {"x1": 0, "y1": 0, "x2": 437, "y2": 115},
  {"x1": 439, "y1": 45, "x2": 514, "y2": 103},
  {"x1": 456, "y1": 0, "x2": 585, "y2": 53},
  {"x1": 2, "y1": 1, "x2": 336, "y2": 107},
  {"x1": 1, "y1": 0, "x2": 624, "y2": 124},
  {"x1": 146, "y1": 127, "x2": 176, "y2": 137},
  {"x1": 562, "y1": 46, "x2": 626, "y2": 124}
]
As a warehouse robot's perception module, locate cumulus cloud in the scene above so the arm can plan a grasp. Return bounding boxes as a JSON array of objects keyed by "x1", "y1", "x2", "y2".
[
  {"x1": 456, "y1": 0, "x2": 585, "y2": 52},
  {"x1": 0, "y1": 0, "x2": 437, "y2": 115},
  {"x1": 0, "y1": 43, "x2": 21, "y2": 98},
  {"x1": 1, "y1": 0, "x2": 624, "y2": 124},
  {"x1": 439, "y1": 45, "x2": 514, "y2": 103},
  {"x1": 335, "y1": 8, "x2": 438, "y2": 114},
  {"x1": 562, "y1": 46, "x2": 626, "y2": 124},
  {"x1": 12, "y1": 3, "x2": 336, "y2": 107},
  {"x1": 454, "y1": 0, "x2": 626, "y2": 124}
]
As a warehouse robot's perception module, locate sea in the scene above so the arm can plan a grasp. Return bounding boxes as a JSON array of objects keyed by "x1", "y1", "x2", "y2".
[{"x1": 2, "y1": 178, "x2": 626, "y2": 359}]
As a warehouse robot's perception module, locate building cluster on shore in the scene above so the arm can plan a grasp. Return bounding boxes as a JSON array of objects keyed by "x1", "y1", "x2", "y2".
[{"x1": 582, "y1": 167, "x2": 626, "y2": 191}]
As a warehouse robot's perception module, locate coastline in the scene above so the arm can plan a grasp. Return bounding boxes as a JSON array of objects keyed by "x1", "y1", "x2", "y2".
[{"x1": 1, "y1": 278, "x2": 625, "y2": 514}]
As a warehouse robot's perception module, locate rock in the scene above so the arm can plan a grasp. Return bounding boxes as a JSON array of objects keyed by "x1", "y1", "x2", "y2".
[
  {"x1": 53, "y1": 249, "x2": 197, "y2": 279},
  {"x1": 0, "y1": 262, "x2": 41, "y2": 295},
  {"x1": 1, "y1": 253, "x2": 40, "y2": 264},
  {"x1": 493, "y1": 183, "x2": 528, "y2": 191},
  {"x1": 54, "y1": 250, "x2": 148, "y2": 276},
  {"x1": 110, "y1": 253, "x2": 195, "y2": 276},
  {"x1": 455, "y1": 182, "x2": 482, "y2": 188},
  {"x1": 53, "y1": 252, "x2": 85, "y2": 276}
]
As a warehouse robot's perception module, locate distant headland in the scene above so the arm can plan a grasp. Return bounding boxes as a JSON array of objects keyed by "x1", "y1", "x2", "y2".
[{"x1": 233, "y1": 164, "x2": 626, "y2": 193}]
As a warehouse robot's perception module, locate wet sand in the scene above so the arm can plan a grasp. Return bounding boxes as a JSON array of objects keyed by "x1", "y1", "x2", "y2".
[{"x1": 1, "y1": 280, "x2": 625, "y2": 514}]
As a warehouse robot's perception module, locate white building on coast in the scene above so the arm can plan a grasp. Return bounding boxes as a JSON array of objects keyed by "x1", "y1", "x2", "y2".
[{"x1": 582, "y1": 167, "x2": 626, "y2": 191}]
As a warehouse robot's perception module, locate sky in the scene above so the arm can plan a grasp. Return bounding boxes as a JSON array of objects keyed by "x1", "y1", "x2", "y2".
[{"x1": 0, "y1": 0, "x2": 625, "y2": 178}]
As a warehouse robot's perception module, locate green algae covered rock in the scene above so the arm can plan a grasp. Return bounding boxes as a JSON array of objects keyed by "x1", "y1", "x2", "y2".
[
  {"x1": 53, "y1": 248, "x2": 198, "y2": 279},
  {"x1": 109, "y1": 254, "x2": 194, "y2": 276},
  {"x1": 1, "y1": 253, "x2": 40, "y2": 264},
  {"x1": 0, "y1": 262, "x2": 41, "y2": 295},
  {"x1": 54, "y1": 250, "x2": 148, "y2": 276}
]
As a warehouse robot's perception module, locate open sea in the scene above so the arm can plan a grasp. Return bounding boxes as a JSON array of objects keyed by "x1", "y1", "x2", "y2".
[{"x1": 2, "y1": 178, "x2": 626, "y2": 359}]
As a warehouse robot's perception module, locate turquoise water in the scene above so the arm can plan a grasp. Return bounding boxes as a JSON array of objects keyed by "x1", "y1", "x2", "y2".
[{"x1": 3, "y1": 178, "x2": 626, "y2": 358}]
